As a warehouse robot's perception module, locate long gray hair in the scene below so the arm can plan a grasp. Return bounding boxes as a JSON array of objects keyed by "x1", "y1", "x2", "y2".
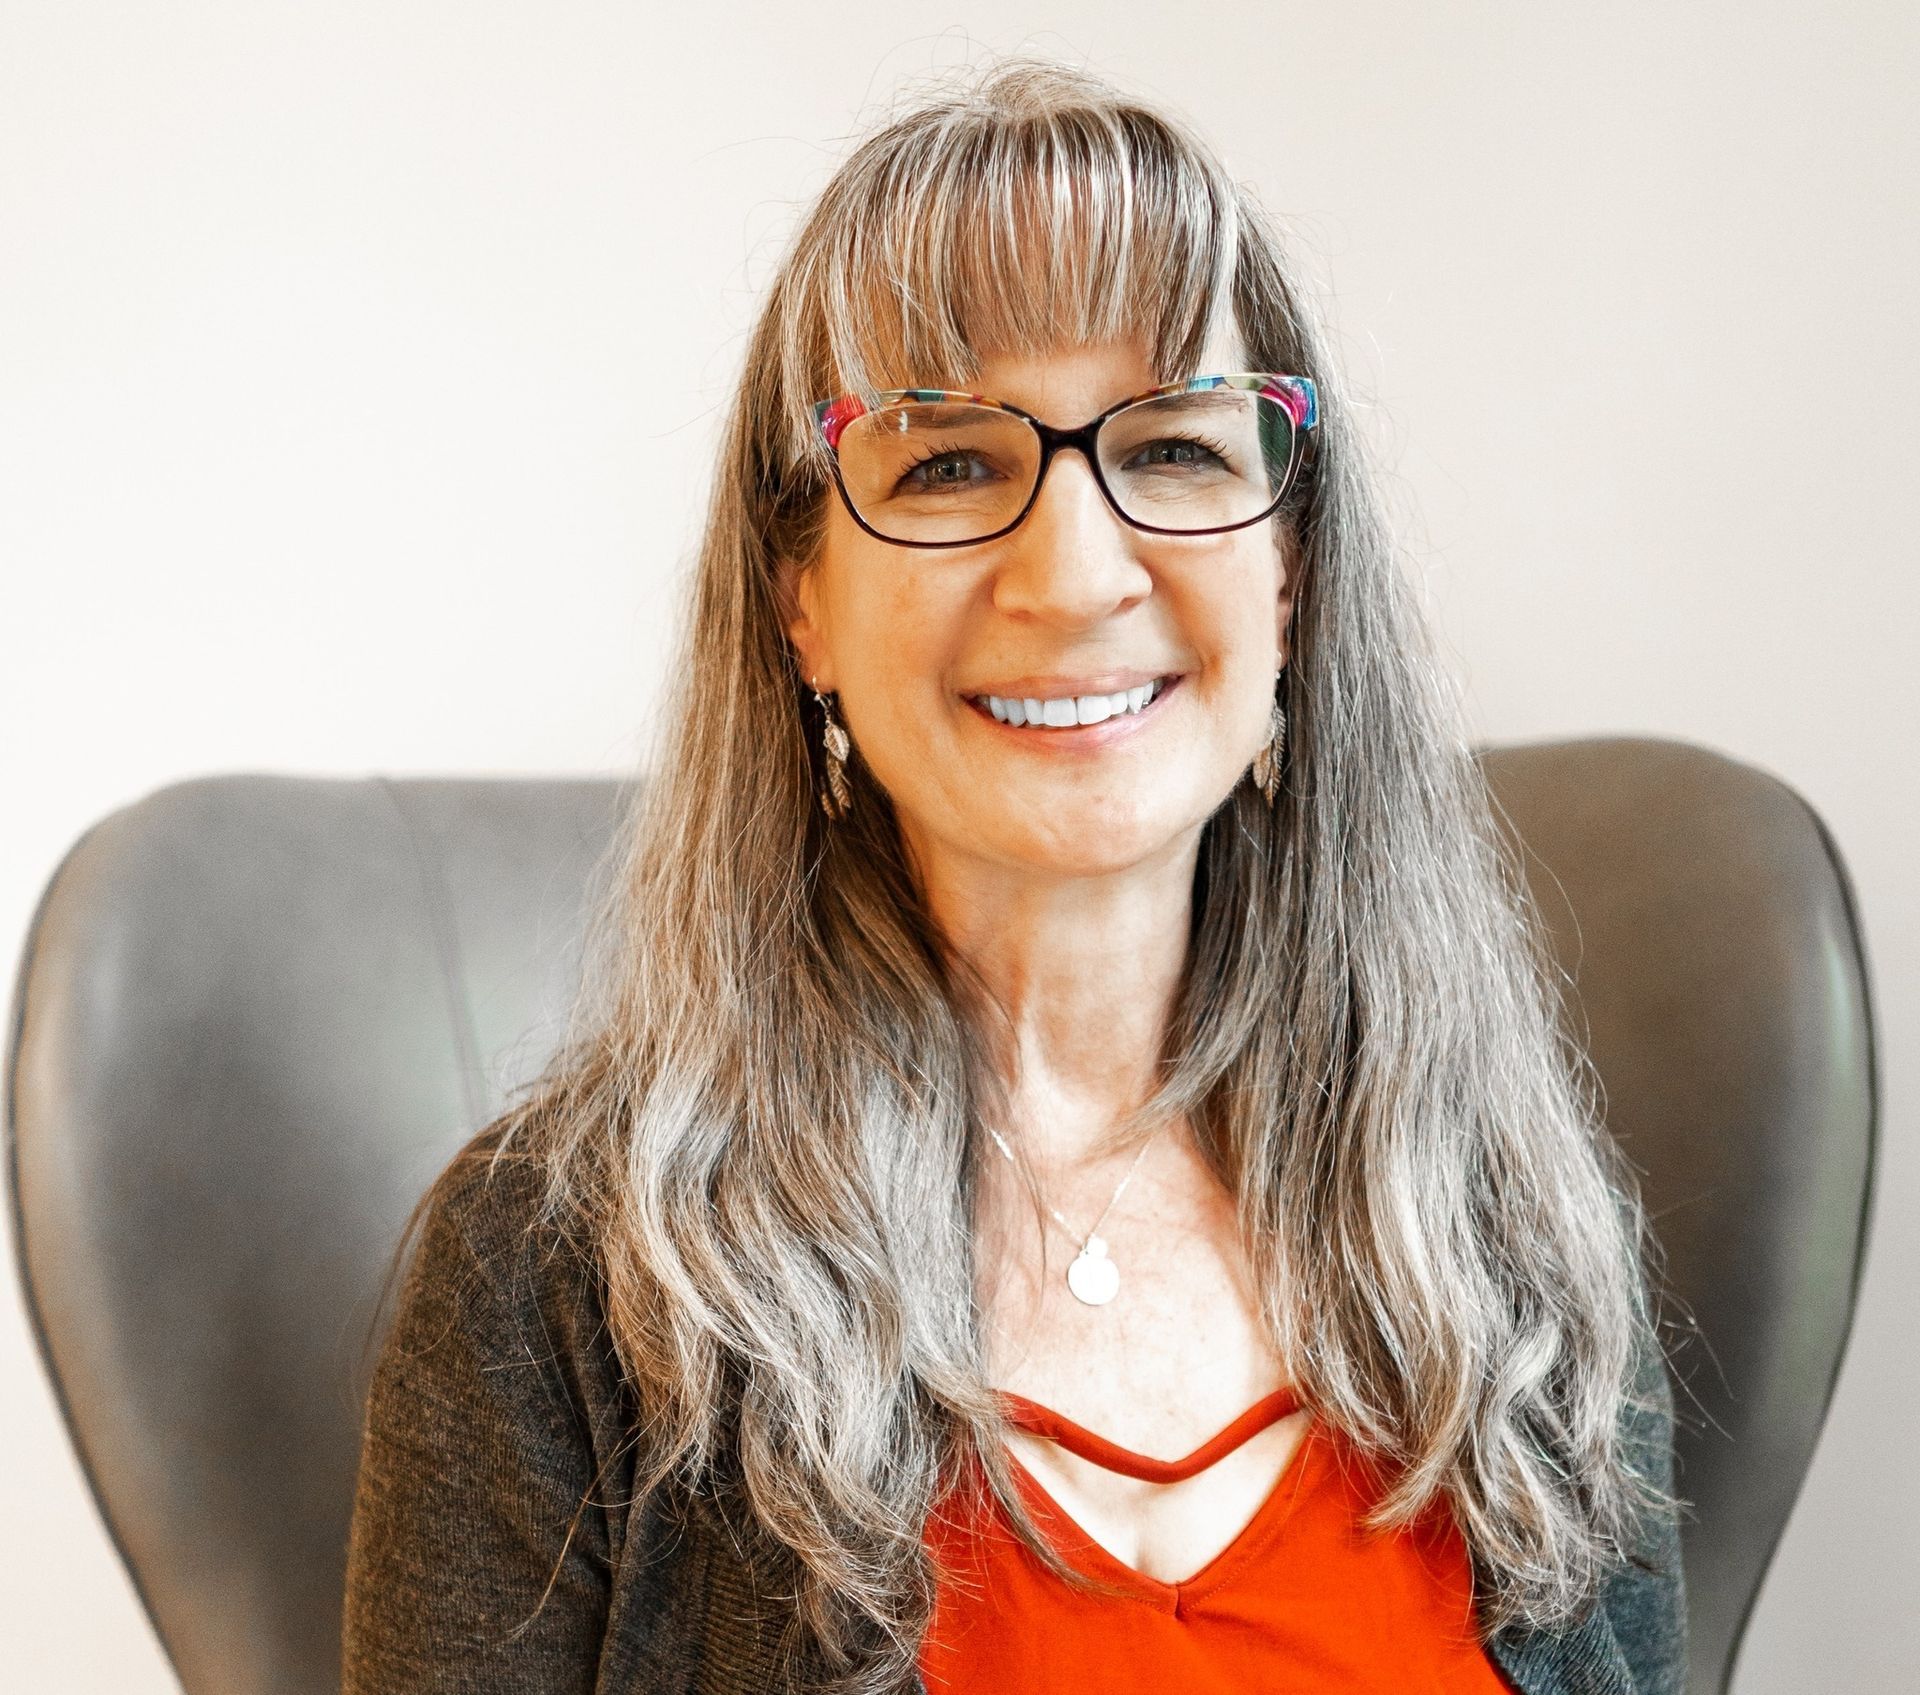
[{"x1": 473, "y1": 55, "x2": 1675, "y2": 1691}]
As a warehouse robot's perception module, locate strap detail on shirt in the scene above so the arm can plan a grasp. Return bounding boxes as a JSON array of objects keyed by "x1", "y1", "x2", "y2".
[{"x1": 996, "y1": 1386, "x2": 1305, "y2": 1483}]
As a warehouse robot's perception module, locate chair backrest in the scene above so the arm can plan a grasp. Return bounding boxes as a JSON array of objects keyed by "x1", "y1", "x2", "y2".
[
  {"x1": 5, "y1": 739, "x2": 1876, "y2": 1695},
  {"x1": 7, "y1": 774, "x2": 631, "y2": 1695},
  {"x1": 1478, "y1": 739, "x2": 1876, "y2": 1694}
]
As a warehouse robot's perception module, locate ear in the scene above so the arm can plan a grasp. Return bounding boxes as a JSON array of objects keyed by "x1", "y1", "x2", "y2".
[
  {"x1": 1275, "y1": 534, "x2": 1300, "y2": 671},
  {"x1": 776, "y1": 555, "x2": 835, "y2": 693}
]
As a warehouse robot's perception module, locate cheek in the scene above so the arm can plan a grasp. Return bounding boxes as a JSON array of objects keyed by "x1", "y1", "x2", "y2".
[
  {"x1": 853, "y1": 584, "x2": 950, "y2": 684},
  {"x1": 1196, "y1": 546, "x2": 1290, "y2": 744},
  {"x1": 1192, "y1": 542, "x2": 1286, "y2": 664},
  {"x1": 820, "y1": 539, "x2": 921, "y2": 662},
  {"x1": 835, "y1": 573, "x2": 975, "y2": 739}
]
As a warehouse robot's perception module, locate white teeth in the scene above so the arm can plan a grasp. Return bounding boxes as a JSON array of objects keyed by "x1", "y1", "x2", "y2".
[{"x1": 977, "y1": 677, "x2": 1168, "y2": 727}]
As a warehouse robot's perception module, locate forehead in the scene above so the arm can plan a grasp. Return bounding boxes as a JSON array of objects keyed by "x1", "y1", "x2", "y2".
[
  {"x1": 891, "y1": 326, "x2": 1251, "y2": 424},
  {"x1": 828, "y1": 203, "x2": 1240, "y2": 374}
]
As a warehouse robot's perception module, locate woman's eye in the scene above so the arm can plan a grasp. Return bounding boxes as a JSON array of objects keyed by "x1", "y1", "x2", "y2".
[
  {"x1": 901, "y1": 450, "x2": 992, "y2": 490},
  {"x1": 1130, "y1": 435, "x2": 1225, "y2": 469}
]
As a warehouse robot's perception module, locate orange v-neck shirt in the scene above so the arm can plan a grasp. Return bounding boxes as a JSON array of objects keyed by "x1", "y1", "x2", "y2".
[{"x1": 920, "y1": 1386, "x2": 1513, "y2": 1692}]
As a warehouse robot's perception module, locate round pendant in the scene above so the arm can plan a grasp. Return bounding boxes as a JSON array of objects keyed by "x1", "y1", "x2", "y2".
[{"x1": 1066, "y1": 1236, "x2": 1120, "y2": 1306}]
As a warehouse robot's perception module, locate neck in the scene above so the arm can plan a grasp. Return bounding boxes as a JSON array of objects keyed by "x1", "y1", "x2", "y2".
[{"x1": 909, "y1": 825, "x2": 1199, "y2": 1173}]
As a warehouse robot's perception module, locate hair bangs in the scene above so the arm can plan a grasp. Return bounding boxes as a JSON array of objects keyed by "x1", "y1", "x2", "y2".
[{"x1": 780, "y1": 86, "x2": 1241, "y2": 476}]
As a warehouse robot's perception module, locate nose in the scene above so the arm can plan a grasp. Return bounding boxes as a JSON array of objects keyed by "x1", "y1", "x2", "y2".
[{"x1": 989, "y1": 446, "x2": 1152, "y2": 627}]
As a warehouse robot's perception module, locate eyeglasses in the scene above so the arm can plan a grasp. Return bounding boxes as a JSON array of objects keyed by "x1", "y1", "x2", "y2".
[{"x1": 809, "y1": 372, "x2": 1319, "y2": 548}]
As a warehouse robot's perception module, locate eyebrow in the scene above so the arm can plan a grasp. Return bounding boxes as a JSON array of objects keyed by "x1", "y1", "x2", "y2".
[
  {"x1": 1134, "y1": 388, "x2": 1250, "y2": 412},
  {"x1": 869, "y1": 403, "x2": 1004, "y2": 430},
  {"x1": 882, "y1": 383, "x2": 1252, "y2": 426}
]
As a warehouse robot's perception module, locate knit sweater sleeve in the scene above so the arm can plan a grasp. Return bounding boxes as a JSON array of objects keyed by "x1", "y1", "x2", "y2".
[
  {"x1": 1485, "y1": 1273, "x2": 1692, "y2": 1695},
  {"x1": 342, "y1": 1135, "x2": 632, "y2": 1694},
  {"x1": 1603, "y1": 1306, "x2": 1691, "y2": 1695}
]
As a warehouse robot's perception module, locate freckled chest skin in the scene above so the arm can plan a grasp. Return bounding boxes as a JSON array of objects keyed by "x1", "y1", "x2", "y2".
[{"x1": 976, "y1": 1125, "x2": 1310, "y2": 1586}]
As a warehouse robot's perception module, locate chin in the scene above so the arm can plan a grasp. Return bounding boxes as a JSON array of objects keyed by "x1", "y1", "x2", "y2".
[{"x1": 988, "y1": 809, "x2": 1201, "y2": 879}]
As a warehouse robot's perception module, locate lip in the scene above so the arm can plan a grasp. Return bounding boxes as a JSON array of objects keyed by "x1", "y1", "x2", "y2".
[
  {"x1": 960, "y1": 673, "x2": 1184, "y2": 748},
  {"x1": 960, "y1": 669, "x2": 1179, "y2": 699}
]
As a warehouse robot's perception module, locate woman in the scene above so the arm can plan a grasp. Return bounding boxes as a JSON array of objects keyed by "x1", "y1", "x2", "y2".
[{"x1": 343, "y1": 57, "x2": 1687, "y2": 1695}]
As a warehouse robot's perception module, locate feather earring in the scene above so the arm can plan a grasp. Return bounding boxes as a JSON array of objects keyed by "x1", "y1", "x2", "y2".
[
  {"x1": 811, "y1": 681, "x2": 852, "y2": 820},
  {"x1": 1250, "y1": 675, "x2": 1287, "y2": 805}
]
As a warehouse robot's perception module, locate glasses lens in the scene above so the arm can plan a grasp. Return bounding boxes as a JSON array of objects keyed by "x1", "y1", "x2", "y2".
[
  {"x1": 832, "y1": 403, "x2": 1041, "y2": 544},
  {"x1": 1097, "y1": 388, "x2": 1298, "y2": 532}
]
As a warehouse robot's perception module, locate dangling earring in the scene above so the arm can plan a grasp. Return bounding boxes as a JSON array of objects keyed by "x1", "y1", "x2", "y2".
[
  {"x1": 1250, "y1": 669, "x2": 1287, "y2": 806},
  {"x1": 811, "y1": 677, "x2": 852, "y2": 820}
]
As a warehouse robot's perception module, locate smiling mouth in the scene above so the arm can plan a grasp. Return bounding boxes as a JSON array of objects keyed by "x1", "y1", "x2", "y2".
[{"x1": 962, "y1": 674, "x2": 1181, "y2": 729}]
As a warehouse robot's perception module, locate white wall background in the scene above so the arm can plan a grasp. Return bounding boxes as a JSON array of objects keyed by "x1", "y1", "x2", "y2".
[{"x1": 3, "y1": 3, "x2": 1912, "y2": 1688}]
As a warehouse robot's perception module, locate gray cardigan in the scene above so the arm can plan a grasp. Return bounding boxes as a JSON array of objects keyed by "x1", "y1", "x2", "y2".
[{"x1": 343, "y1": 1131, "x2": 1689, "y2": 1694}]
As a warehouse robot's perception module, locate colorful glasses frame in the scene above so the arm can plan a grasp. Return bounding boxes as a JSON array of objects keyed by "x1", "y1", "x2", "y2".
[{"x1": 809, "y1": 372, "x2": 1320, "y2": 549}]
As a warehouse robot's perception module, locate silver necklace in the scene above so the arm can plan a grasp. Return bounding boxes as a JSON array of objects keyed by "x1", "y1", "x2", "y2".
[{"x1": 985, "y1": 1124, "x2": 1159, "y2": 1307}]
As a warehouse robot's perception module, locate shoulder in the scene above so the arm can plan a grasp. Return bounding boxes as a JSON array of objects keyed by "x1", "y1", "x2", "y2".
[
  {"x1": 1486, "y1": 1308, "x2": 1690, "y2": 1695},
  {"x1": 1603, "y1": 1310, "x2": 1689, "y2": 1692},
  {"x1": 404, "y1": 1117, "x2": 592, "y2": 1308},
  {"x1": 347, "y1": 1122, "x2": 674, "y2": 1692},
  {"x1": 375, "y1": 1116, "x2": 626, "y2": 1456}
]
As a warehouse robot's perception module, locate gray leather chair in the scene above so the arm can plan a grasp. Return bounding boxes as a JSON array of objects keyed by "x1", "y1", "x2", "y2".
[{"x1": 5, "y1": 739, "x2": 1877, "y2": 1695}]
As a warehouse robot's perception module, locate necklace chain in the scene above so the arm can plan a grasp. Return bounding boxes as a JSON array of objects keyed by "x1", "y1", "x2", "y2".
[{"x1": 990, "y1": 1128, "x2": 1152, "y2": 1313}]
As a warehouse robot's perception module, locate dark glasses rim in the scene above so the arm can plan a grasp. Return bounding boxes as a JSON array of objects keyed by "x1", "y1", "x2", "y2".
[{"x1": 808, "y1": 372, "x2": 1320, "y2": 550}]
